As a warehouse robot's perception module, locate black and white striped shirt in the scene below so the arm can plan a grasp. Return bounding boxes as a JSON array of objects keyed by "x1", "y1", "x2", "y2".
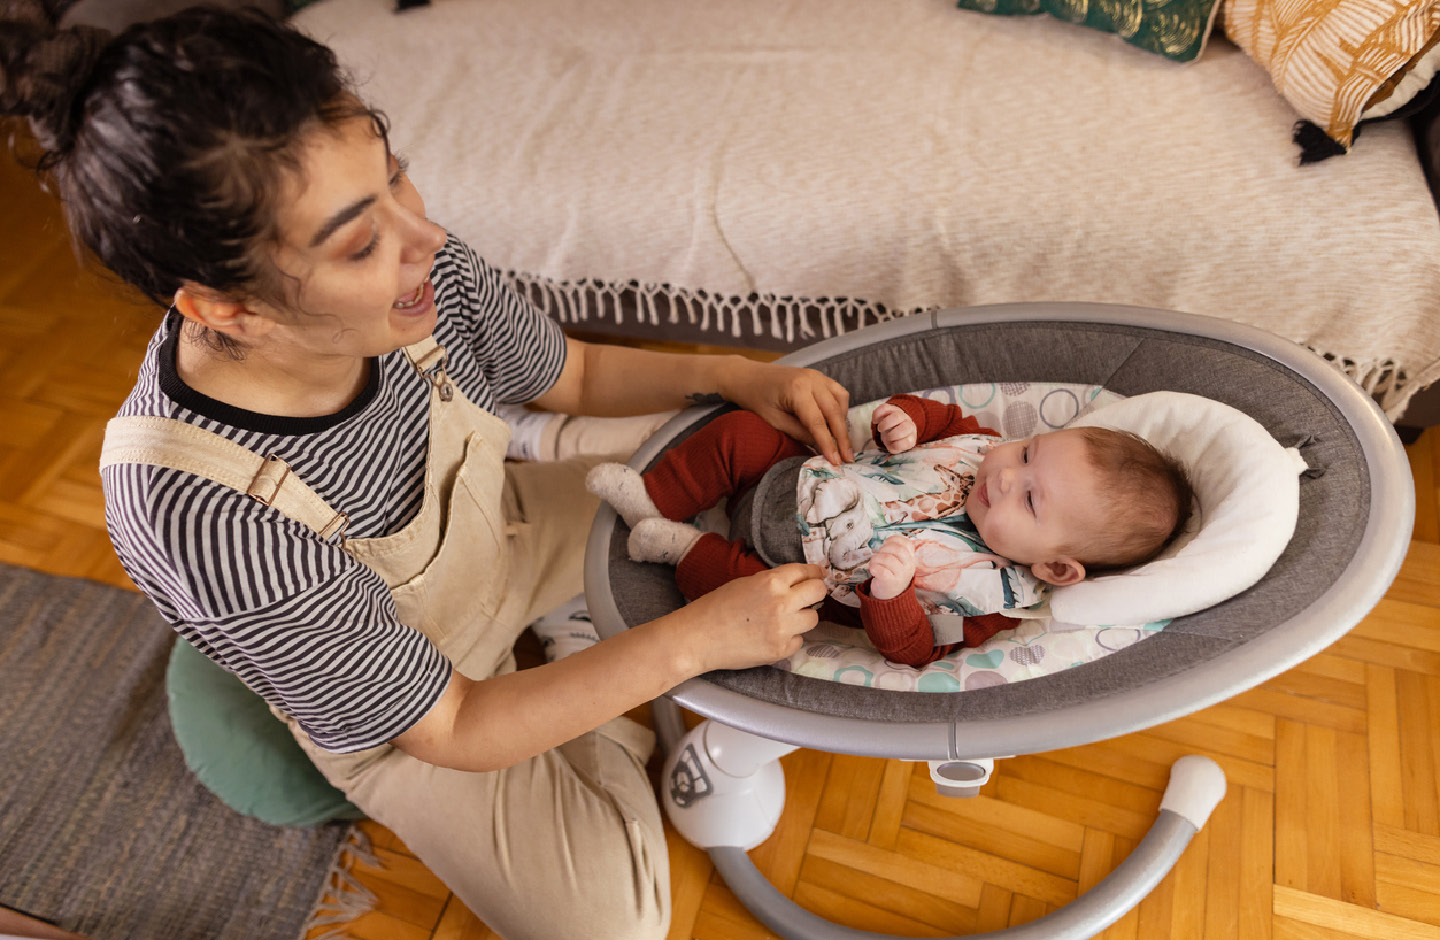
[{"x1": 103, "y1": 235, "x2": 567, "y2": 753}]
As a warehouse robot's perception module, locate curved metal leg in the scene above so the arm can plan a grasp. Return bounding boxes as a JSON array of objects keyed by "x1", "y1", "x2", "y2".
[{"x1": 654, "y1": 698, "x2": 1226, "y2": 940}]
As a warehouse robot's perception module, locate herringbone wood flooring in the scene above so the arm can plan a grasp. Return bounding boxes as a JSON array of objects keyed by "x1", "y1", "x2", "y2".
[{"x1": 4, "y1": 150, "x2": 1438, "y2": 940}]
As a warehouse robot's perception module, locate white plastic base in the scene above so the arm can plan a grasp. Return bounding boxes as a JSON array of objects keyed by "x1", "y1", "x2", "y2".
[{"x1": 661, "y1": 720, "x2": 799, "y2": 850}]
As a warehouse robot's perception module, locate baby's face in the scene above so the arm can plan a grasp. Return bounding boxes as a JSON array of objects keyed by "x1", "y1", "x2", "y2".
[{"x1": 966, "y1": 428, "x2": 1105, "y2": 568}]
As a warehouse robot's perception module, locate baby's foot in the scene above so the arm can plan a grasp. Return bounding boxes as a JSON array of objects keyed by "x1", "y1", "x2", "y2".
[
  {"x1": 586, "y1": 463, "x2": 662, "y2": 528},
  {"x1": 628, "y1": 518, "x2": 703, "y2": 565}
]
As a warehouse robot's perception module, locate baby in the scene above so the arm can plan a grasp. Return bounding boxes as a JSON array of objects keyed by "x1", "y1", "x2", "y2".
[{"x1": 588, "y1": 393, "x2": 1193, "y2": 667}]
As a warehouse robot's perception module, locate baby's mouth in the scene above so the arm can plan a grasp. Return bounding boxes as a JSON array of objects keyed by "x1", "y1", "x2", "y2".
[{"x1": 976, "y1": 481, "x2": 990, "y2": 508}]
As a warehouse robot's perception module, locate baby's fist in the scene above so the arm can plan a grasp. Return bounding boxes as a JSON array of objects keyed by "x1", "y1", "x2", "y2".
[
  {"x1": 868, "y1": 535, "x2": 917, "y2": 600},
  {"x1": 873, "y1": 403, "x2": 918, "y2": 453}
]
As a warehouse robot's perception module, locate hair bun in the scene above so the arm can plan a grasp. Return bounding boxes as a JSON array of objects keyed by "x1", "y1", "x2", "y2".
[{"x1": 0, "y1": 17, "x2": 110, "y2": 152}]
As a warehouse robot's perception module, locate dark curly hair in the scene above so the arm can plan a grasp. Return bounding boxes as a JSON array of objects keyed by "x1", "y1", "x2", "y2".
[{"x1": 1, "y1": 3, "x2": 388, "y2": 350}]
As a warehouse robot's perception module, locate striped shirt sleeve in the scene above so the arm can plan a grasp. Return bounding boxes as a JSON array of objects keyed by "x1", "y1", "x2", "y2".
[
  {"x1": 433, "y1": 236, "x2": 568, "y2": 407},
  {"x1": 104, "y1": 464, "x2": 452, "y2": 753}
]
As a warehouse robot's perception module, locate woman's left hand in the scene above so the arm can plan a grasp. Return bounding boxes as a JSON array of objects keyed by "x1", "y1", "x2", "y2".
[{"x1": 721, "y1": 359, "x2": 854, "y2": 465}]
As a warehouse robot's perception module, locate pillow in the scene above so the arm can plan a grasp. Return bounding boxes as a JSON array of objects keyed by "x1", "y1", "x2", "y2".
[
  {"x1": 955, "y1": 0, "x2": 1223, "y2": 63},
  {"x1": 166, "y1": 637, "x2": 364, "y2": 827},
  {"x1": 1053, "y1": 390, "x2": 1306, "y2": 625},
  {"x1": 1224, "y1": 0, "x2": 1440, "y2": 150},
  {"x1": 1364, "y1": 32, "x2": 1440, "y2": 119}
]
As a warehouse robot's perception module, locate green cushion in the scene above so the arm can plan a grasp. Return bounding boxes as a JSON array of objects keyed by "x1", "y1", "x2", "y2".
[
  {"x1": 165, "y1": 638, "x2": 364, "y2": 827},
  {"x1": 955, "y1": 0, "x2": 1223, "y2": 63}
]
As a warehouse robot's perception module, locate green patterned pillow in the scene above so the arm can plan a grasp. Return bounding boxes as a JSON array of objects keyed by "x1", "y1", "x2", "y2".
[{"x1": 956, "y1": 0, "x2": 1223, "y2": 63}]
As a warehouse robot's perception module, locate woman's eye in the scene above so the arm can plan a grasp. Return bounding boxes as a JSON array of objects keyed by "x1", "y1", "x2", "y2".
[
  {"x1": 389, "y1": 154, "x2": 410, "y2": 188},
  {"x1": 350, "y1": 234, "x2": 379, "y2": 261}
]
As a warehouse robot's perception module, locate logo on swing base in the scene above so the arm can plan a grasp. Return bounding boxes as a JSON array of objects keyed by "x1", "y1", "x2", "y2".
[{"x1": 669, "y1": 743, "x2": 713, "y2": 808}]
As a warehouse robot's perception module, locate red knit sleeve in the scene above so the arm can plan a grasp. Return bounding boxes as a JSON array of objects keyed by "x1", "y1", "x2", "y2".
[
  {"x1": 856, "y1": 581, "x2": 953, "y2": 666},
  {"x1": 962, "y1": 613, "x2": 1019, "y2": 648},
  {"x1": 871, "y1": 394, "x2": 999, "y2": 447},
  {"x1": 856, "y1": 582, "x2": 1019, "y2": 667}
]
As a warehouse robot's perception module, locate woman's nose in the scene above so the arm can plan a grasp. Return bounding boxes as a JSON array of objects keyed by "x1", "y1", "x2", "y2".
[{"x1": 407, "y1": 216, "x2": 447, "y2": 258}]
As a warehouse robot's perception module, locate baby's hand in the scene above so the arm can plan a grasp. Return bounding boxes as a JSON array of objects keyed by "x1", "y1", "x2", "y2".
[
  {"x1": 868, "y1": 536, "x2": 917, "y2": 600},
  {"x1": 873, "y1": 403, "x2": 918, "y2": 454}
]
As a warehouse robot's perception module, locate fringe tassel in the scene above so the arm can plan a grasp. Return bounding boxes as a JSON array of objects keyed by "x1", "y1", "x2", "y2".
[
  {"x1": 1311, "y1": 347, "x2": 1414, "y2": 419},
  {"x1": 299, "y1": 827, "x2": 380, "y2": 940},
  {"x1": 1293, "y1": 120, "x2": 1352, "y2": 164},
  {"x1": 506, "y1": 270, "x2": 1422, "y2": 419},
  {"x1": 505, "y1": 271, "x2": 917, "y2": 347}
]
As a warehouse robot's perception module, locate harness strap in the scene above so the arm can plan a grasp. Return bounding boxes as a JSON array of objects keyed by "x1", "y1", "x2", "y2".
[{"x1": 99, "y1": 415, "x2": 349, "y2": 542}]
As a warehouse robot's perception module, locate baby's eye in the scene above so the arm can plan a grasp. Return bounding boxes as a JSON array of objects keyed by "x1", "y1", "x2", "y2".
[{"x1": 1022, "y1": 445, "x2": 1030, "y2": 464}]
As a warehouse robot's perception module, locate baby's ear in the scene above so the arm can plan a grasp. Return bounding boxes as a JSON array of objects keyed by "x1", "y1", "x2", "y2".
[{"x1": 1031, "y1": 557, "x2": 1086, "y2": 586}]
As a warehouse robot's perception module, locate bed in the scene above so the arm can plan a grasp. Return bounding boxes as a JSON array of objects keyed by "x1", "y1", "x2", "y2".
[{"x1": 294, "y1": 0, "x2": 1440, "y2": 420}]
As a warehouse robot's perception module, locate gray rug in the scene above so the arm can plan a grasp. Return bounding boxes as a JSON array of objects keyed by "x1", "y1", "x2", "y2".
[{"x1": 0, "y1": 563, "x2": 353, "y2": 940}]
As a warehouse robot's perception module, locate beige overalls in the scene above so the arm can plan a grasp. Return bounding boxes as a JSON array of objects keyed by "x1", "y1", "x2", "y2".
[{"x1": 101, "y1": 337, "x2": 669, "y2": 940}]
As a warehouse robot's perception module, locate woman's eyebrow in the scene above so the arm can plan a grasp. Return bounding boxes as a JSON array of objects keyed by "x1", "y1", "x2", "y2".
[{"x1": 309, "y1": 195, "x2": 377, "y2": 248}]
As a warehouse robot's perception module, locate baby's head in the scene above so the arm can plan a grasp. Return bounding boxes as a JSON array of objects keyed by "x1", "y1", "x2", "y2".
[{"x1": 966, "y1": 426, "x2": 1193, "y2": 586}]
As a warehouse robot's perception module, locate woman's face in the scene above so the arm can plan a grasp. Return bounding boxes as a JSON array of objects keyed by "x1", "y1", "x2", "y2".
[{"x1": 258, "y1": 116, "x2": 448, "y2": 359}]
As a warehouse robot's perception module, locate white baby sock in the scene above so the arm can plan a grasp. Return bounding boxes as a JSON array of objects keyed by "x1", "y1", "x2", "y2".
[
  {"x1": 585, "y1": 463, "x2": 662, "y2": 528},
  {"x1": 527, "y1": 593, "x2": 601, "y2": 662},
  {"x1": 628, "y1": 518, "x2": 704, "y2": 565}
]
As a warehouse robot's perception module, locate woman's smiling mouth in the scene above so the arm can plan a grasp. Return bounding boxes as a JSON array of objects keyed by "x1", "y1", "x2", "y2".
[{"x1": 394, "y1": 279, "x2": 433, "y2": 311}]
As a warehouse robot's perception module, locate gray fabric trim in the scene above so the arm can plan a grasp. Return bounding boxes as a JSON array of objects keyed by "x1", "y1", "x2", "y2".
[
  {"x1": 610, "y1": 319, "x2": 1369, "y2": 724},
  {"x1": 744, "y1": 457, "x2": 807, "y2": 567}
]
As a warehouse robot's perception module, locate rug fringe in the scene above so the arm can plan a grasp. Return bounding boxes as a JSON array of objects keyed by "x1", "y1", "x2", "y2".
[{"x1": 297, "y1": 826, "x2": 379, "y2": 940}]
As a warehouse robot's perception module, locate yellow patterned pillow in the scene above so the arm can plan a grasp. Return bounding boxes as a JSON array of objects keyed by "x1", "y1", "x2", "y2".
[{"x1": 1224, "y1": 0, "x2": 1440, "y2": 148}]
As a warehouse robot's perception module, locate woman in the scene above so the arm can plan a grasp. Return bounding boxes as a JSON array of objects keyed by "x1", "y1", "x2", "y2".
[{"x1": 1, "y1": 6, "x2": 854, "y2": 938}]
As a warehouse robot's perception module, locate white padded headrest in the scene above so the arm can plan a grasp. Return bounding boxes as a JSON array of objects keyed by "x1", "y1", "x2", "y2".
[{"x1": 1050, "y1": 391, "x2": 1307, "y2": 626}]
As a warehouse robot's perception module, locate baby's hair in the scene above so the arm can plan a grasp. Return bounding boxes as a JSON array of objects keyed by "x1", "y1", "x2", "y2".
[{"x1": 1070, "y1": 426, "x2": 1194, "y2": 571}]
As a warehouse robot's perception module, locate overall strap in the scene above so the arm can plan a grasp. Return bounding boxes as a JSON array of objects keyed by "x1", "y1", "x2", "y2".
[
  {"x1": 403, "y1": 336, "x2": 454, "y2": 401},
  {"x1": 99, "y1": 415, "x2": 350, "y2": 542}
]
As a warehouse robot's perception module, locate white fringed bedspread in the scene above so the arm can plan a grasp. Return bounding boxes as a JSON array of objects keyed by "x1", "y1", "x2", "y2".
[{"x1": 296, "y1": 0, "x2": 1440, "y2": 416}]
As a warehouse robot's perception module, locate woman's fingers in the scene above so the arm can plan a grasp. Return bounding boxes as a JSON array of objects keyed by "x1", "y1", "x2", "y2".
[
  {"x1": 726, "y1": 362, "x2": 853, "y2": 464},
  {"x1": 789, "y1": 382, "x2": 852, "y2": 465},
  {"x1": 687, "y1": 565, "x2": 826, "y2": 671}
]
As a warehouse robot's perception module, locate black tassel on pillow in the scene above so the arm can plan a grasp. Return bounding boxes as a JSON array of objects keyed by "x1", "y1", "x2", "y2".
[{"x1": 1293, "y1": 120, "x2": 1354, "y2": 164}]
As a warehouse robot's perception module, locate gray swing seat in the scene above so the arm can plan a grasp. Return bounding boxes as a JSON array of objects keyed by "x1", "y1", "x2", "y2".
[{"x1": 583, "y1": 302, "x2": 1414, "y2": 939}]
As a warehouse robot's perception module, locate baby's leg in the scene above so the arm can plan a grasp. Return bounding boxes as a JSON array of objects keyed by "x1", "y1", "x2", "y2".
[
  {"x1": 675, "y1": 531, "x2": 772, "y2": 600},
  {"x1": 644, "y1": 410, "x2": 809, "y2": 521},
  {"x1": 628, "y1": 519, "x2": 770, "y2": 601}
]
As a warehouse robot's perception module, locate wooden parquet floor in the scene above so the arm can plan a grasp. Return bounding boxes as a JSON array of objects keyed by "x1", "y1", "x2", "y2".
[{"x1": 4, "y1": 150, "x2": 1439, "y2": 940}]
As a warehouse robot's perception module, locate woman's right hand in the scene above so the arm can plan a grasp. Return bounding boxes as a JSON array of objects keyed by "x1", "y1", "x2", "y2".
[{"x1": 676, "y1": 563, "x2": 828, "y2": 673}]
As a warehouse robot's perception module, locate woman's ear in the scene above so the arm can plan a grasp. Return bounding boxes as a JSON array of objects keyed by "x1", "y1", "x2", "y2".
[
  {"x1": 1031, "y1": 557, "x2": 1086, "y2": 586},
  {"x1": 174, "y1": 285, "x2": 275, "y2": 340}
]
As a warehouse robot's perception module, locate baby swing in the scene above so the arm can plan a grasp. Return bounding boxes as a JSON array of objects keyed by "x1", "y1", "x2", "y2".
[{"x1": 582, "y1": 302, "x2": 1415, "y2": 939}]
